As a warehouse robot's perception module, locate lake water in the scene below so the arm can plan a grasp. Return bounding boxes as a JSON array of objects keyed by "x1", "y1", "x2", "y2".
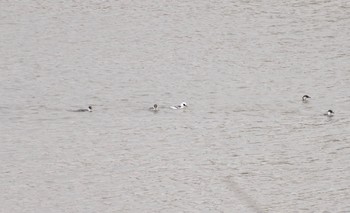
[{"x1": 1, "y1": 0, "x2": 350, "y2": 212}]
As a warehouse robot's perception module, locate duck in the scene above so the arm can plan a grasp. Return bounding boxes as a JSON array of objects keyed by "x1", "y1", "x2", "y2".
[
  {"x1": 170, "y1": 102, "x2": 187, "y2": 109},
  {"x1": 324, "y1": 110, "x2": 334, "y2": 117},
  {"x1": 302, "y1": 95, "x2": 311, "y2": 102},
  {"x1": 74, "y1": 106, "x2": 92, "y2": 112},
  {"x1": 149, "y1": 104, "x2": 159, "y2": 111}
]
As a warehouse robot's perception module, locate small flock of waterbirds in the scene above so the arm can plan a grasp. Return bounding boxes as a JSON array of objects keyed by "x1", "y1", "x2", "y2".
[
  {"x1": 301, "y1": 95, "x2": 334, "y2": 117},
  {"x1": 73, "y1": 95, "x2": 335, "y2": 117}
]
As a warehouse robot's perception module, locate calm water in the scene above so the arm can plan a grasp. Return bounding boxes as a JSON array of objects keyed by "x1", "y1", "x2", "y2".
[{"x1": 1, "y1": 0, "x2": 350, "y2": 212}]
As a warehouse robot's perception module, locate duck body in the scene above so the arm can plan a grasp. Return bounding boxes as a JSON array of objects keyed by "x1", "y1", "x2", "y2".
[
  {"x1": 324, "y1": 110, "x2": 334, "y2": 117},
  {"x1": 74, "y1": 106, "x2": 92, "y2": 112},
  {"x1": 302, "y1": 95, "x2": 311, "y2": 102},
  {"x1": 149, "y1": 104, "x2": 159, "y2": 111},
  {"x1": 170, "y1": 102, "x2": 187, "y2": 109}
]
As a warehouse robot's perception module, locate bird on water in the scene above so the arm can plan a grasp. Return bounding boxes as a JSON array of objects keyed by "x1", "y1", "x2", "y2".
[
  {"x1": 74, "y1": 106, "x2": 92, "y2": 112},
  {"x1": 302, "y1": 95, "x2": 311, "y2": 102}
]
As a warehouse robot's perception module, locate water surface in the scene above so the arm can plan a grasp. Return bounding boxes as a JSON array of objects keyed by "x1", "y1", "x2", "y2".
[{"x1": 1, "y1": 0, "x2": 350, "y2": 212}]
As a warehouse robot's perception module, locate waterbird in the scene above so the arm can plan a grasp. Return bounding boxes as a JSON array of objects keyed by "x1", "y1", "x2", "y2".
[
  {"x1": 302, "y1": 95, "x2": 311, "y2": 102},
  {"x1": 170, "y1": 102, "x2": 187, "y2": 109},
  {"x1": 74, "y1": 106, "x2": 92, "y2": 112},
  {"x1": 149, "y1": 104, "x2": 159, "y2": 111},
  {"x1": 324, "y1": 110, "x2": 334, "y2": 117}
]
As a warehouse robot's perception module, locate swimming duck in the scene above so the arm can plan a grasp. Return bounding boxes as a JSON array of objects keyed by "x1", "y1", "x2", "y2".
[
  {"x1": 74, "y1": 106, "x2": 92, "y2": 112},
  {"x1": 149, "y1": 104, "x2": 159, "y2": 111},
  {"x1": 324, "y1": 110, "x2": 334, "y2": 117},
  {"x1": 170, "y1": 102, "x2": 187, "y2": 109},
  {"x1": 302, "y1": 95, "x2": 311, "y2": 102}
]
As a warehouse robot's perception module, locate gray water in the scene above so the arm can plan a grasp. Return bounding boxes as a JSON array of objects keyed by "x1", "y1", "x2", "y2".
[{"x1": 1, "y1": 0, "x2": 350, "y2": 212}]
